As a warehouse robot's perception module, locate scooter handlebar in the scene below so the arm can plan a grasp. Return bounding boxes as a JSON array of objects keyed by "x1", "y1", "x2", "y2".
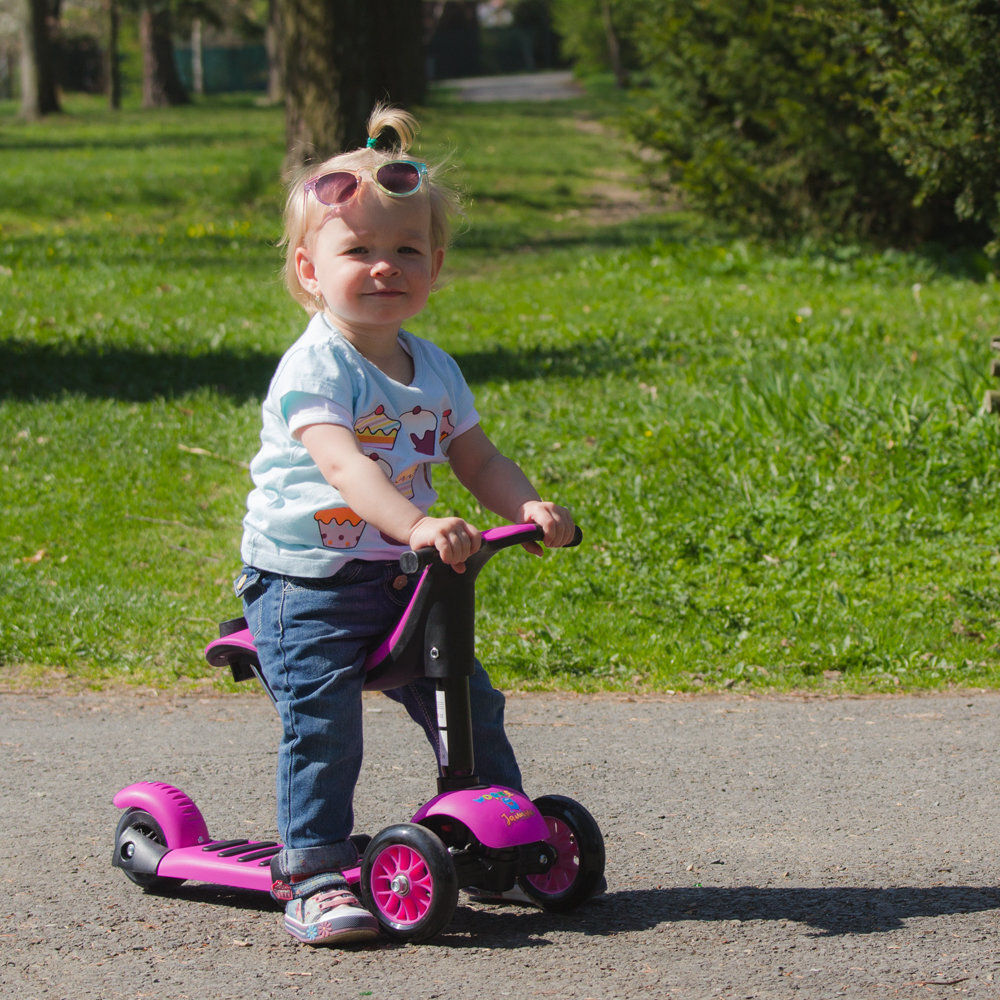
[{"x1": 400, "y1": 523, "x2": 582, "y2": 575}]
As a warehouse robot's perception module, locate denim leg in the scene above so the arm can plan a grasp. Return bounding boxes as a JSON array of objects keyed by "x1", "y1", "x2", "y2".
[
  {"x1": 241, "y1": 561, "x2": 410, "y2": 878},
  {"x1": 384, "y1": 663, "x2": 523, "y2": 793}
]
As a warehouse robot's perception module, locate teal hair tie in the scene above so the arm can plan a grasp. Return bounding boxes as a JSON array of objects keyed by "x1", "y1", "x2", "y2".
[{"x1": 366, "y1": 136, "x2": 378, "y2": 149}]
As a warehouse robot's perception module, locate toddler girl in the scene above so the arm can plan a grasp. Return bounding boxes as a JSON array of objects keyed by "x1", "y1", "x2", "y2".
[{"x1": 237, "y1": 104, "x2": 575, "y2": 945}]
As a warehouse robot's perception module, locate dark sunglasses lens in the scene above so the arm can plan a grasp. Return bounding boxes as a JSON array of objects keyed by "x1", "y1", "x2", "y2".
[
  {"x1": 376, "y1": 162, "x2": 421, "y2": 194},
  {"x1": 312, "y1": 172, "x2": 358, "y2": 205}
]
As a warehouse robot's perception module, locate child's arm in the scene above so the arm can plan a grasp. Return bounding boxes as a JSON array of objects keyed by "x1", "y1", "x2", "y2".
[
  {"x1": 299, "y1": 422, "x2": 481, "y2": 570},
  {"x1": 447, "y1": 425, "x2": 575, "y2": 555}
]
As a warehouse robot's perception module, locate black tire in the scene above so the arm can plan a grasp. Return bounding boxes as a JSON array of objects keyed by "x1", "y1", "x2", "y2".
[
  {"x1": 360, "y1": 823, "x2": 458, "y2": 942},
  {"x1": 517, "y1": 794, "x2": 605, "y2": 912},
  {"x1": 113, "y1": 808, "x2": 184, "y2": 892}
]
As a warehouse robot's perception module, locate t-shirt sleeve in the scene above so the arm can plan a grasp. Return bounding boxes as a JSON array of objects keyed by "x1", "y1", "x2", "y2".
[
  {"x1": 283, "y1": 392, "x2": 354, "y2": 439},
  {"x1": 270, "y1": 340, "x2": 359, "y2": 434}
]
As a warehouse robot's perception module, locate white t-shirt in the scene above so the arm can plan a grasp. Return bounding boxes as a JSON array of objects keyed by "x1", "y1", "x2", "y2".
[{"x1": 241, "y1": 312, "x2": 479, "y2": 577}]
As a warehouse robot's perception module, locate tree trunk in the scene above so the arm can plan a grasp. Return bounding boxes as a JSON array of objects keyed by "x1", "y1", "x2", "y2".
[
  {"x1": 139, "y1": 0, "x2": 189, "y2": 108},
  {"x1": 600, "y1": 0, "x2": 628, "y2": 89},
  {"x1": 282, "y1": 0, "x2": 426, "y2": 169},
  {"x1": 191, "y1": 17, "x2": 203, "y2": 96},
  {"x1": 106, "y1": 0, "x2": 121, "y2": 109},
  {"x1": 266, "y1": 0, "x2": 283, "y2": 105},
  {"x1": 374, "y1": 0, "x2": 426, "y2": 110},
  {"x1": 19, "y1": 0, "x2": 61, "y2": 119}
]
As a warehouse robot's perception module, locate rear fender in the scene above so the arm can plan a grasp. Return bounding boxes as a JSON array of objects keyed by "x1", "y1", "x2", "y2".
[{"x1": 112, "y1": 781, "x2": 210, "y2": 847}]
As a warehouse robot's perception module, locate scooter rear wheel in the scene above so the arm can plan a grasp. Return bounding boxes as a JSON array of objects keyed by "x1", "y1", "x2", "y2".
[
  {"x1": 518, "y1": 795, "x2": 605, "y2": 912},
  {"x1": 113, "y1": 808, "x2": 185, "y2": 891},
  {"x1": 360, "y1": 823, "x2": 458, "y2": 942}
]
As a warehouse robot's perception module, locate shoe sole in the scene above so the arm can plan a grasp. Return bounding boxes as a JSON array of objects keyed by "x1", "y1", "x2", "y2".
[{"x1": 283, "y1": 914, "x2": 380, "y2": 945}]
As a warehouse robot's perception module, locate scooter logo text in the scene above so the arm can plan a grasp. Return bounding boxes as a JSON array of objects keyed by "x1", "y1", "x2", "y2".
[
  {"x1": 502, "y1": 807, "x2": 535, "y2": 827},
  {"x1": 474, "y1": 790, "x2": 536, "y2": 826},
  {"x1": 474, "y1": 789, "x2": 521, "y2": 811}
]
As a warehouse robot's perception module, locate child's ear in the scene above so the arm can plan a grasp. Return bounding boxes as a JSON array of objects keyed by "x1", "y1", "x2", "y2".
[
  {"x1": 295, "y1": 246, "x2": 319, "y2": 296},
  {"x1": 431, "y1": 247, "x2": 446, "y2": 285}
]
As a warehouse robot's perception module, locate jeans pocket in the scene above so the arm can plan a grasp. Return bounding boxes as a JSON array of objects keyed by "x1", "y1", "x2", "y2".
[{"x1": 233, "y1": 566, "x2": 263, "y2": 599}]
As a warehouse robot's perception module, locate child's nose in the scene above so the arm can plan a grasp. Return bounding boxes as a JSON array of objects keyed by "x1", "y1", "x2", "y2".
[{"x1": 371, "y1": 257, "x2": 400, "y2": 277}]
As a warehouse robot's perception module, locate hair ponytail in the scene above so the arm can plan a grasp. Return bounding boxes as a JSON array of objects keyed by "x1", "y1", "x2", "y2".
[{"x1": 365, "y1": 103, "x2": 419, "y2": 154}]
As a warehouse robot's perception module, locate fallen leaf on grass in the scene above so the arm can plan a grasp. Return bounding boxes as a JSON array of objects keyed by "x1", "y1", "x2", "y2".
[{"x1": 179, "y1": 443, "x2": 249, "y2": 469}]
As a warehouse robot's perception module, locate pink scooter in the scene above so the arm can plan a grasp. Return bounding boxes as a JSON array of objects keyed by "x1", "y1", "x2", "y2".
[{"x1": 112, "y1": 523, "x2": 605, "y2": 943}]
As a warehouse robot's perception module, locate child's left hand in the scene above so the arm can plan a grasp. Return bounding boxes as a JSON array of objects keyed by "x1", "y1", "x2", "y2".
[{"x1": 518, "y1": 501, "x2": 575, "y2": 556}]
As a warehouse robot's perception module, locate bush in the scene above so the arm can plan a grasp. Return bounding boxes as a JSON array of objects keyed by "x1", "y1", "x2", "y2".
[
  {"x1": 625, "y1": 0, "x2": 998, "y2": 250},
  {"x1": 835, "y1": 1, "x2": 1000, "y2": 253}
]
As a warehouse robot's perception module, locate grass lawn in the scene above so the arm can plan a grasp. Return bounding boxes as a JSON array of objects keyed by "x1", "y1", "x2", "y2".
[{"x1": 1, "y1": 88, "x2": 998, "y2": 694}]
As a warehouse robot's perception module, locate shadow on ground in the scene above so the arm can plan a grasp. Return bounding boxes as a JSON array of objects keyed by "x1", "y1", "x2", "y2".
[{"x1": 144, "y1": 883, "x2": 1000, "y2": 951}]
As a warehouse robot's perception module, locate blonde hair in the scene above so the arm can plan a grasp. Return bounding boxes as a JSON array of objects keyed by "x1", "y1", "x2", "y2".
[{"x1": 280, "y1": 104, "x2": 460, "y2": 312}]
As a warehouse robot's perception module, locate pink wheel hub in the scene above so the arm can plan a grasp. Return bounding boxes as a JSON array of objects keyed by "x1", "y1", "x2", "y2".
[
  {"x1": 525, "y1": 815, "x2": 579, "y2": 894},
  {"x1": 370, "y1": 843, "x2": 435, "y2": 925}
]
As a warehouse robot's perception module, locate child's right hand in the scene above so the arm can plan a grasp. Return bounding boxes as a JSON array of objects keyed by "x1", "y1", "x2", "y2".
[{"x1": 408, "y1": 516, "x2": 482, "y2": 573}]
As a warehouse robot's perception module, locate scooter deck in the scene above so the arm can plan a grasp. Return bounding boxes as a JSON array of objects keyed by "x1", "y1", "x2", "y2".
[{"x1": 155, "y1": 839, "x2": 361, "y2": 892}]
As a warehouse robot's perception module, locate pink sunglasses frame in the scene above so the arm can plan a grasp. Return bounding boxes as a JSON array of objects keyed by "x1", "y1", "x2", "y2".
[{"x1": 303, "y1": 160, "x2": 428, "y2": 207}]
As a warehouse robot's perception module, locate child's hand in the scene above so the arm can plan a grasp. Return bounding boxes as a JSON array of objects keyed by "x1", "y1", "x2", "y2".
[
  {"x1": 518, "y1": 501, "x2": 575, "y2": 557},
  {"x1": 408, "y1": 516, "x2": 482, "y2": 573}
]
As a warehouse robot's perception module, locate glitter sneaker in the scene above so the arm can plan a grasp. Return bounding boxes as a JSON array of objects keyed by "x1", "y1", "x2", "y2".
[{"x1": 280, "y1": 880, "x2": 379, "y2": 945}]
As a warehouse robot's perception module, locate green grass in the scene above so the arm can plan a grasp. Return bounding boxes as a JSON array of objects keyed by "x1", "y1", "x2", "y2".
[{"x1": 1, "y1": 90, "x2": 998, "y2": 694}]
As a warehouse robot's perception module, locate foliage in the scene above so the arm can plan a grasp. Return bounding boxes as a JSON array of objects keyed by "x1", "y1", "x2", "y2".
[
  {"x1": 550, "y1": 0, "x2": 642, "y2": 80},
  {"x1": 622, "y1": 0, "x2": 1000, "y2": 251},
  {"x1": 0, "y1": 92, "x2": 998, "y2": 696},
  {"x1": 625, "y1": 1, "x2": 920, "y2": 243},
  {"x1": 827, "y1": 1, "x2": 1000, "y2": 254}
]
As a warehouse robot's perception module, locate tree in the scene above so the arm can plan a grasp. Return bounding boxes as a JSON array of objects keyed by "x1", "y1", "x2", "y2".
[
  {"x1": 266, "y1": 0, "x2": 282, "y2": 104},
  {"x1": 106, "y1": 0, "x2": 121, "y2": 109},
  {"x1": 139, "y1": 0, "x2": 189, "y2": 107},
  {"x1": 551, "y1": 0, "x2": 640, "y2": 86},
  {"x1": 282, "y1": 0, "x2": 426, "y2": 167},
  {"x1": 19, "y1": 0, "x2": 61, "y2": 118}
]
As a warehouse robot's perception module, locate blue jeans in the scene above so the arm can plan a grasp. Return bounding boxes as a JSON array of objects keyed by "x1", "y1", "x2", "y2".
[{"x1": 238, "y1": 559, "x2": 523, "y2": 878}]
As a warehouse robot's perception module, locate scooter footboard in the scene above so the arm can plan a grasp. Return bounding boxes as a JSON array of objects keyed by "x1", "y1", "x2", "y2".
[
  {"x1": 113, "y1": 781, "x2": 211, "y2": 848},
  {"x1": 152, "y1": 843, "x2": 362, "y2": 893}
]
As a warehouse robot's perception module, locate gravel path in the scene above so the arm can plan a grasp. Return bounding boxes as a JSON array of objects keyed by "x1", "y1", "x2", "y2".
[
  {"x1": 4, "y1": 689, "x2": 1000, "y2": 999},
  {"x1": 436, "y1": 70, "x2": 583, "y2": 102}
]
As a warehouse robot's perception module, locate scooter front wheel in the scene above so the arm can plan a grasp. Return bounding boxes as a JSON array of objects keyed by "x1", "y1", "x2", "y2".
[
  {"x1": 113, "y1": 808, "x2": 185, "y2": 892},
  {"x1": 518, "y1": 795, "x2": 605, "y2": 912},
  {"x1": 360, "y1": 823, "x2": 458, "y2": 943}
]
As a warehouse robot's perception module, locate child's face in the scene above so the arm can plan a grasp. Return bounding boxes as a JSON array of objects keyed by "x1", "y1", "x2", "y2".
[{"x1": 295, "y1": 188, "x2": 444, "y2": 341}]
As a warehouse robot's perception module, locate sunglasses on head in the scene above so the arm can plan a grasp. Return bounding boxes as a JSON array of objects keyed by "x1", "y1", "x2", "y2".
[{"x1": 304, "y1": 159, "x2": 428, "y2": 207}]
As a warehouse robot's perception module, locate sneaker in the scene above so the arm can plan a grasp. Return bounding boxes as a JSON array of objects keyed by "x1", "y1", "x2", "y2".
[{"x1": 283, "y1": 886, "x2": 379, "y2": 945}]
